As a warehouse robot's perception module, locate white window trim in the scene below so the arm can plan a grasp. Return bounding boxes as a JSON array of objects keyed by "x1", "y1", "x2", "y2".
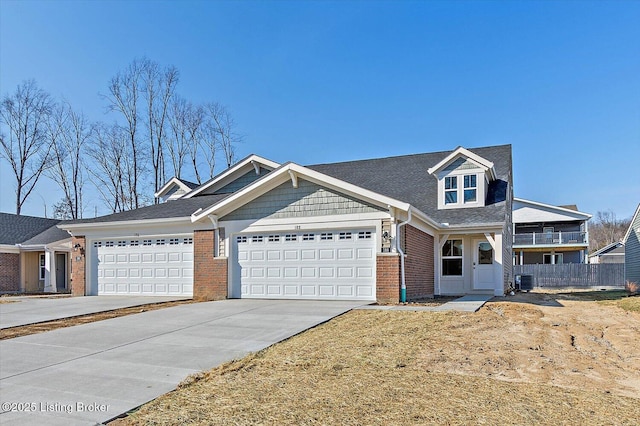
[
  {"x1": 441, "y1": 239, "x2": 464, "y2": 277},
  {"x1": 437, "y1": 170, "x2": 485, "y2": 210},
  {"x1": 39, "y1": 253, "x2": 46, "y2": 280}
]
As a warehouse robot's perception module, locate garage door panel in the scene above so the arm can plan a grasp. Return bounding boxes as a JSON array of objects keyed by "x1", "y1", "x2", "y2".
[
  {"x1": 235, "y1": 228, "x2": 375, "y2": 301},
  {"x1": 357, "y1": 267, "x2": 373, "y2": 278},
  {"x1": 95, "y1": 235, "x2": 193, "y2": 296},
  {"x1": 319, "y1": 285, "x2": 335, "y2": 296},
  {"x1": 337, "y1": 249, "x2": 353, "y2": 260},
  {"x1": 319, "y1": 267, "x2": 334, "y2": 278}
]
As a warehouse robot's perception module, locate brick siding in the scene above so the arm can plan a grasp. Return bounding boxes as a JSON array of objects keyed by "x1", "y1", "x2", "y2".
[
  {"x1": 403, "y1": 225, "x2": 435, "y2": 299},
  {"x1": 376, "y1": 254, "x2": 401, "y2": 303},
  {"x1": 0, "y1": 252, "x2": 20, "y2": 292},
  {"x1": 194, "y1": 230, "x2": 228, "y2": 301},
  {"x1": 71, "y1": 236, "x2": 86, "y2": 296}
]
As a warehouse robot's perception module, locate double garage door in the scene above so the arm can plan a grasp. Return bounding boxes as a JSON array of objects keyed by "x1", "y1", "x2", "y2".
[
  {"x1": 234, "y1": 228, "x2": 376, "y2": 300},
  {"x1": 94, "y1": 235, "x2": 194, "y2": 296}
]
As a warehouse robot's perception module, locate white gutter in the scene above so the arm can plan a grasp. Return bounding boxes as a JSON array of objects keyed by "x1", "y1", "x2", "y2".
[{"x1": 396, "y1": 207, "x2": 412, "y2": 303}]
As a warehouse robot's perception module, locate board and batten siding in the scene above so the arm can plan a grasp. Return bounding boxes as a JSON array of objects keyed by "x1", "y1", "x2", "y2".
[
  {"x1": 221, "y1": 179, "x2": 384, "y2": 221},
  {"x1": 625, "y1": 204, "x2": 640, "y2": 285}
]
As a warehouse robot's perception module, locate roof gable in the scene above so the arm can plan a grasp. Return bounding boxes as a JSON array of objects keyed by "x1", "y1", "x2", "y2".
[
  {"x1": 184, "y1": 154, "x2": 280, "y2": 199},
  {"x1": 623, "y1": 203, "x2": 640, "y2": 244},
  {"x1": 513, "y1": 198, "x2": 592, "y2": 223},
  {"x1": 155, "y1": 177, "x2": 199, "y2": 201},
  {"x1": 191, "y1": 162, "x2": 410, "y2": 223},
  {"x1": 427, "y1": 146, "x2": 496, "y2": 181}
]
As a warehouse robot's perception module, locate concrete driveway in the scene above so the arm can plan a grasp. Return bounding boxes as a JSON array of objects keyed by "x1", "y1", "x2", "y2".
[
  {"x1": 0, "y1": 299, "x2": 364, "y2": 425},
  {"x1": 0, "y1": 295, "x2": 189, "y2": 329}
]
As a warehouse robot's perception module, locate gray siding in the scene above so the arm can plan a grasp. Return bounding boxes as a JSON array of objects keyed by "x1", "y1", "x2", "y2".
[
  {"x1": 443, "y1": 157, "x2": 478, "y2": 172},
  {"x1": 221, "y1": 179, "x2": 384, "y2": 221},
  {"x1": 214, "y1": 168, "x2": 270, "y2": 195},
  {"x1": 625, "y1": 207, "x2": 640, "y2": 284}
]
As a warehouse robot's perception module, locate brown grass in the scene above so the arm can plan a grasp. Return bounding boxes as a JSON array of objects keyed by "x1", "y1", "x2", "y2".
[
  {"x1": 117, "y1": 293, "x2": 640, "y2": 426},
  {"x1": 0, "y1": 300, "x2": 195, "y2": 340}
]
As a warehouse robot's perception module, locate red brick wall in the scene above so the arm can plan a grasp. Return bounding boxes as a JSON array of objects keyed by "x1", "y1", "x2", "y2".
[
  {"x1": 376, "y1": 254, "x2": 401, "y2": 303},
  {"x1": 71, "y1": 236, "x2": 86, "y2": 296},
  {"x1": 194, "y1": 230, "x2": 228, "y2": 301},
  {"x1": 403, "y1": 225, "x2": 435, "y2": 299},
  {"x1": 0, "y1": 252, "x2": 20, "y2": 292}
]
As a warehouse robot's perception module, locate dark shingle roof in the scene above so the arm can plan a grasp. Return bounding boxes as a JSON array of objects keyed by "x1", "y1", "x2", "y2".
[
  {"x1": 62, "y1": 145, "x2": 512, "y2": 228},
  {"x1": 66, "y1": 194, "x2": 230, "y2": 224},
  {"x1": 308, "y1": 145, "x2": 512, "y2": 226},
  {"x1": 0, "y1": 213, "x2": 66, "y2": 245},
  {"x1": 178, "y1": 178, "x2": 200, "y2": 190}
]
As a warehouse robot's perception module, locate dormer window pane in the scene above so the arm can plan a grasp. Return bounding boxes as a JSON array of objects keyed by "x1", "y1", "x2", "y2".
[
  {"x1": 445, "y1": 176, "x2": 458, "y2": 204},
  {"x1": 463, "y1": 174, "x2": 477, "y2": 203}
]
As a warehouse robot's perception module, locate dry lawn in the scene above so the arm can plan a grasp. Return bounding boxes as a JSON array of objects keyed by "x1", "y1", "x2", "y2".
[{"x1": 117, "y1": 292, "x2": 640, "y2": 425}]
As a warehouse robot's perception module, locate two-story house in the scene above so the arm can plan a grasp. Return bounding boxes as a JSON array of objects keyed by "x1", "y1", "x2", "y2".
[
  {"x1": 59, "y1": 145, "x2": 514, "y2": 303},
  {"x1": 512, "y1": 198, "x2": 591, "y2": 265}
]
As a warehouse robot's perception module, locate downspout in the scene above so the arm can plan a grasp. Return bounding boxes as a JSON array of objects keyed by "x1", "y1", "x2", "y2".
[
  {"x1": 208, "y1": 214, "x2": 219, "y2": 257},
  {"x1": 396, "y1": 207, "x2": 412, "y2": 303}
]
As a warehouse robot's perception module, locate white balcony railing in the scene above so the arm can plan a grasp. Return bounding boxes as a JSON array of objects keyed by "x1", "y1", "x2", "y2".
[{"x1": 513, "y1": 231, "x2": 588, "y2": 246}]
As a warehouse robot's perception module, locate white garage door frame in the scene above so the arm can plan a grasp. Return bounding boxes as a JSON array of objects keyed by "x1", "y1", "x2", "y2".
[
  {"x1": 231, "y1": 227, "x2": 377, "y2": 301},
  {"x1": 92, "y1": 234, "x2": 194, "y2": 296}
]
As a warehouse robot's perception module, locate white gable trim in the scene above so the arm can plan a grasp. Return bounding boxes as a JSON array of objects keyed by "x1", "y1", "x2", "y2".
[
  {"x1": 623, "y1": 203, "x2": 640, "y2": 244},
  {"x1": 191, "y1": 162, "x2": 411, "y2": 223},
  {"x1": 514, "y1": 197, "x2": 592, "y2": 221},
  {"x1": 427, "y1": 146, "x2": 496, "y2": 180},
  {"x1": 183, "y1": 154, "x2": 280, "y2": 199},
  {"x1": 154, "y1": 177, "x2": 195, "y2": 199}
]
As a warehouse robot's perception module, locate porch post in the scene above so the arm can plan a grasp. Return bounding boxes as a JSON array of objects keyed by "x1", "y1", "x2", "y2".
[
  {"x1": 493, "y1": 233, "x2": 504, "y2": 296},
  {"x1": 43, "y1": 248, "x2": 57, "y2": 293}
]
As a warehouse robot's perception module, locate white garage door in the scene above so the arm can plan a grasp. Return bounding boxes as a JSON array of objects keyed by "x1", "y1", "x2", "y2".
[
  {"x1": 234, "y1": 229, "x2": 376, "y2": 300},
  {"x1": 94, "y1": 235, "x2": 193, "y2": 296}
]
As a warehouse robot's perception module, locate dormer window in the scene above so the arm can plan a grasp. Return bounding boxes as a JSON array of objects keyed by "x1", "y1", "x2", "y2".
[
  {"x1": 427, "y1": 147, "x2": 497, "y2": 211},
  {"x1": 463, "y1": 175, "x2": 477, "y2": 203},
  {"x1": 445, "y1": 176, "x2": 458, "y2": 204}
]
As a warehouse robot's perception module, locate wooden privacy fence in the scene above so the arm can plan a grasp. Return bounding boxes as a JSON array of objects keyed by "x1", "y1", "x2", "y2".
[{"x1": 514, "y1": 264, "x2": 625, "y2": 288}]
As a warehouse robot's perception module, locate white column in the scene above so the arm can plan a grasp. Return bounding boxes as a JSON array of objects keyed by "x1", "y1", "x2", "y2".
[
  {"x1": 493, "y1": 233, "x2": 504, "y2": 296},
  {"x1": 43, "y1": 248, "x2": 57, "y2": 293}
]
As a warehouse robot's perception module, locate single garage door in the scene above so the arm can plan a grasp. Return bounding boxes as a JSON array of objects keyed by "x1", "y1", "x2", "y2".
[
  {"x1": 234, "y1": 229, "x2": 376, "y2": 300},
  {"x1": 94, "y1": 235, "x2": 194, "y2": 296}
]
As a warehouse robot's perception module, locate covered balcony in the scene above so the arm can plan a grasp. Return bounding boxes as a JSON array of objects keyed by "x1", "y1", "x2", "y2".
[{"x1": 513, "y1": 231, "x2": 588, "y2": 247}]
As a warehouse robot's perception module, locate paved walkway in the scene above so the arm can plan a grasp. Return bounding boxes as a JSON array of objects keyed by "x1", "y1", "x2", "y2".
[
  {"x1": 356, "y1": 294, "x2": 493, "y2": 313},
  {"x1": 0, "y1": 299, "x2": 363, "y2": 425},
  {"x1": 0, "y1": 295, "x2": 189, "y2": 329}
]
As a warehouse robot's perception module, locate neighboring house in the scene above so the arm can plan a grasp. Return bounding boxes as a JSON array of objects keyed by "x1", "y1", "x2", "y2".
[
  {"x1": 58, "y1": 145, "x2": 514, "y2": 302},
  {"x1": 588, "y1": 241, "x2": 625, "y2": 264},
  {"x1": 624, "y1": 203, "x2": 640, "y2": 285},
  {"x1": 513, "y1": 198, "x2": 591, "y2": 265},
  {"x1": 0, "y1": 213, "x2": 72, "y2": 293}
]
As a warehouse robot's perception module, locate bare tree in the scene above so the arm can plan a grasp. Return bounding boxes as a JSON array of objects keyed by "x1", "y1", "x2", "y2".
[
  {"x1": 87, "y1": 122, "x2": 131, "y2": 213},
  {"x1": 141, "y1": 59, "x2": 179, "y2": 202},
  {"x1": 589, "y1": 210, "x2": 632, "y2": 252},
  {"x1": 103, "y1": 60, "x2": 145, "y2": 209},
  {"x1": 167, "y1": 96, "x2": 202, "y2": 180},
  {"x1": 206, "y1": 102, "x2": 240, "y2": 168},
  {"x1": 0, "y1": 80, "x2": 54, "y2": 215},
  {"x1": 45, "y1": 102, "x2": 90, "y2": 219}
]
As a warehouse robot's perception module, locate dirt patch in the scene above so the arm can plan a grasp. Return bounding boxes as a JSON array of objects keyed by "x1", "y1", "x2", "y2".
[
  {"x1": 0, "y1": 300, "x2": 196, "y2": 340},
  {"x1": 114, "y1": 292, "x2": 640, "y2": 425}
]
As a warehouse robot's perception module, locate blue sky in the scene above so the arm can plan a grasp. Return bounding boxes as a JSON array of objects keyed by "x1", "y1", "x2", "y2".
[{"x1": 1, "y1": 0, "x2": 639, "y2": 219}]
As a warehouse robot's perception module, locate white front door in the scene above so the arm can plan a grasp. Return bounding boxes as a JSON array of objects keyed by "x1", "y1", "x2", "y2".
[
  {"x1": 233, "y1": 229, "x2": 376, "y2": 300},
  {"x1": 473, "y1": 239, "x2": 495, "y2": 290}
]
